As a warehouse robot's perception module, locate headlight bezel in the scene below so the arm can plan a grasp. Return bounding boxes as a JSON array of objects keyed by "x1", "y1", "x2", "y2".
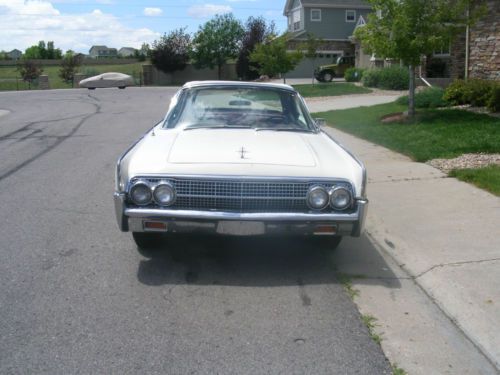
[
  {"x1": 153, "y1": 182, "x2": 177, "y2": 206},
  {"x1": 330, "y1": 186, "x2": 353, "y2": 211},
  {"x1": 129, "y1": 180, "x2": 153, "y2": 206},
  {"x1": 307, "y1": 185, "x2": 330, "y2": 210}
]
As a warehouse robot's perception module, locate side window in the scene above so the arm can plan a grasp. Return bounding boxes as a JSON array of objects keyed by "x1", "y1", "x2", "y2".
[
  {"x1": 311, "y1": 9, "x2": 321, "y2": 22},
  {"x1": 346, "y1": 10, "x2": 356, "y2": 22}
]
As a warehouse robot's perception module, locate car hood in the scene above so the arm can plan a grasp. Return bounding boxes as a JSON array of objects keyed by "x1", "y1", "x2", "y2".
[
  {"x1": 120, "y1": 127, "x2": 364, "y2": 196},
  {"x1": 167, "y1": 129, "x2": 316, "y2": 167}
]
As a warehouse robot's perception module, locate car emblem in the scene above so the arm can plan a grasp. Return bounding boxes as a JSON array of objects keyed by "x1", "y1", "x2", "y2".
[{"x1": 237, "y1": 147, "x2": 249, "y2": 159}]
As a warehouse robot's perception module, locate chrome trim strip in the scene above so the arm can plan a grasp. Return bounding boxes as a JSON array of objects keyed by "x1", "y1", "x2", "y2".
[
  {"x1": 129, "y1": 174, "x2": 355, "y2": 184},
  {"x1": 124, "y1": 207, "x2": 361, "y2": 222},
  {"x1": 321, "y1": 130, "x2": 367, "y2": 198},
  {"x1": 351, "y1": 199, "x2": 368, "y2": 237},
  {"x1": 113, "y1": 192, "x2": 128, "y2": 231}
]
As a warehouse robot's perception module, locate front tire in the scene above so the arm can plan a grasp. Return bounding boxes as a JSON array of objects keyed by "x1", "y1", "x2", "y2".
[
  {"x1": 132, "y1": 232, "x2": 164, "y2": 250},
  {"x1": 321, "y1": 71, "x2": 334, "y2": 82}
]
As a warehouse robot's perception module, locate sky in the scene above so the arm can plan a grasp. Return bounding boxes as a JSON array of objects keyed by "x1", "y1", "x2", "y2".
[{"x1": 0, "y1": 0, "x2": 286, "y2": 54}]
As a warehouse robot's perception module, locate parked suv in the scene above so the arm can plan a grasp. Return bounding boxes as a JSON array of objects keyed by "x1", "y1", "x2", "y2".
[{"x1": 314, "y1": 56, "x2": 355, "y2": 82}]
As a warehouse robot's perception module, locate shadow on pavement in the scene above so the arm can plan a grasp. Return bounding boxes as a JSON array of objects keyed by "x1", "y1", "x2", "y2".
[{"x1": 136, "y1": 234, "x2": 401, "y2": 289}]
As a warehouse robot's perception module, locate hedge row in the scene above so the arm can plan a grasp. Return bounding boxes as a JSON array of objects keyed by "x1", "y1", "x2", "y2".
[{"x1": 360, "y1": 66, "x2": 409, "y2": 90}]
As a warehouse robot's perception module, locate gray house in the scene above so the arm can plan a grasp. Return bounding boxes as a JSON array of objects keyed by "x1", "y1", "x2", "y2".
[
  {"x1": 7, "y1": 49, "x2": 22, "y2": 60},
  {"x1": 118, "y1": 47, "x2": 137, "y2": 57},
  {"x1": 283, "y1": 0, "x2": 372, "y2": 77},
  {"x1": 89, "y1": 45, "x2": 118, "y2": 59}
]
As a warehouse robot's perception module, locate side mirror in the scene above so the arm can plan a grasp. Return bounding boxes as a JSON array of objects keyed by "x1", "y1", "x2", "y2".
[{"x1": 315, "y1": 118, "x2": 326, "y2": 127}]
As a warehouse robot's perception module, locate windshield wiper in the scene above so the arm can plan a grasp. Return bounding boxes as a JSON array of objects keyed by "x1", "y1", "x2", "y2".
[
  {"x1": 255, "y1": 127, "x2": 313, "y2": 133},
  {"x1": 184, "y1": 124, "x2": 252, "y2": 131}
]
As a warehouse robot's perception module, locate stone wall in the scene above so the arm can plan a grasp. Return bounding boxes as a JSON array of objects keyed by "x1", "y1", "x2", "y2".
[
  {"x1": 450, "y1": 31, "x2": 466, "y2": 79},
  {"x1": 468, "y1": 0, "x2": 499, "y2": 80}
]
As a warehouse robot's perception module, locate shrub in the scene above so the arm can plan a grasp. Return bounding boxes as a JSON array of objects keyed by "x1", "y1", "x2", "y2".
[
  {"x1": 361, "y1": 69, "x2": 380, "y2": 87},
  {"x1": 463, "y1": 79, "x2": 494, "y2": 107},
  {"x1": 487, "y1": 85, "x2": 500, "y2": 113},
  {"x1": 362, "y1": 66, "x2": 409, "y2": 90},
  {"x1": 443, "y1": 79, "x2": 467, "y2": 105},
  {"x1": 378, "y1": 66, "x2": 409, "y2": 90},
  {"x1": 344, "y1": 67, "x2": 364, "y2": 82},
  {"x1": 396, "y1": 86, "x2": 447, "y2": 108},
  {"x1": 444, "y1": 79, "x2": 498, "y2": 108}
]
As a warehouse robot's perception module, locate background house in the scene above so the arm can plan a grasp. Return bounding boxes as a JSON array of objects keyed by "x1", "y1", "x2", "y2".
[
  {"x1": 283, "y1": 0, "x2": 372, "y2": 78},
  {"x1": 118, "y1": 47, "x2": 137, "y2": 57},
  {"x1": 89, "y1": 45, "x2": 118, "y2": 59},
  {"x1": 7, "y1": 49, "x2": 22, "y2": 60}
]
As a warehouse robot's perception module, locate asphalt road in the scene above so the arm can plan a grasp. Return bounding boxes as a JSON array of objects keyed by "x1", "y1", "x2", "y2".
[{"x1": 0, "y1": 88, "x2": 391, "y2": 374}]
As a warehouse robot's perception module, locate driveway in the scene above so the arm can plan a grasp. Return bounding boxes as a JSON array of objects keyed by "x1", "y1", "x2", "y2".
[{"x1": 0, "y1": 88, "x2": 391, "y2": 374}]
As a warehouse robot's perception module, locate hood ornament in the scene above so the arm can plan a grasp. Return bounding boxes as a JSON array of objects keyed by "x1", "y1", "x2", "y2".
[{"x1": 237, "y1": 147, "x2": 249, "y2": 159}]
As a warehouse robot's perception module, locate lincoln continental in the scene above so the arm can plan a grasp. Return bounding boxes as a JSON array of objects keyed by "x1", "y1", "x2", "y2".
[{"x1": 114, "y1": 81, "x2": 368, "y2": 249}]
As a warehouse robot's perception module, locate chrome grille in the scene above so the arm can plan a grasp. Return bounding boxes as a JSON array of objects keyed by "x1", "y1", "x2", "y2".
[{"x1": 129, "y1": 176, "x2": 353, "y2": 212}]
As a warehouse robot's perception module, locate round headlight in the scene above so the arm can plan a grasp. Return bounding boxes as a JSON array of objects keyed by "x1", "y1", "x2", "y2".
[
  {"x1": 307, "y1": 186, "x2": 329, "y2": 210},
  {"x1": 330, "y1": 186, "x2": 352, "y2": 210},
  {"x1": 130, "y1": 182, "x2": 152, "y2": 205},
  {"x1": 153, "y1": 183, "x2": 176, "y2": 206}
]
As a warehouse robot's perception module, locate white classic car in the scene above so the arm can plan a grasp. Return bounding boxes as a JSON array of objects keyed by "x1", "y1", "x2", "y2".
[{"x1": 114, "y1": 81, "x2": 367, "y2": 249}]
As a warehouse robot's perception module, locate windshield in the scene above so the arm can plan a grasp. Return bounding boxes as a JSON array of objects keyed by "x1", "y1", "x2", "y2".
[{"x1": 164, "y1": 87, "x2": 315, "y2": 132}]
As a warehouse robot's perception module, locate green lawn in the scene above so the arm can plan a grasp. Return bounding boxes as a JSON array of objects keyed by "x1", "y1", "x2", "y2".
[
  {"x1": 449, "y1": 165, "x2": 500, "y2": 196},
  {"x1": 293, "y1": 83, "x2": 372, "y2": 97},
  {"x1": 315, "y1": 102, "x2": 500, "y2": 162},
  {"x1": 0, "y1": 62, "x2": 145, "y2": 91}
]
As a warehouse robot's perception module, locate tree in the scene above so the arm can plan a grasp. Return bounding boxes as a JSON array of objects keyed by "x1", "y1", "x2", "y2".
[
  {"x1": 150, "y1": 28, "x2": 191, "y2": 74},
  {"x1": 300, "y1": 33, "x2": 322, "y2": 85},
  {"x1": 249, "y1": 34, "x2": 303, "y2": 83},
  {"x1": 24, "y1": 41, "x2": 62, "y2": 60},
  {"x1": 236, "y1": 16, "x2": 275, "y2": 81},
  {"x1": 59, "y1": 51, "x2": 83, "y2": 86},
  {"x1": 191, "y1": 13, "x2": 244, "y2": 79},
  {"x1": 135, "y1": 43, "x2": 150, "y2": 62},
  {"x1": 46, "y1": 41, "x2": 62, "y2": 60},
  {"x1": 17, "y1": 60, "x2": 43, "y2": 89},
  {"x1": 355, "y1": 0, "x2": 485, "y2": 117},
  {"x1": 24, "y1": 45, "x2": 43, "y2": 59}
]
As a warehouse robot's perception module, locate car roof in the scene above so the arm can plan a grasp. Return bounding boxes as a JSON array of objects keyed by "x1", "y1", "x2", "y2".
[{"x1": 182, "y1": 80, "x2": 296, "y2": 92}]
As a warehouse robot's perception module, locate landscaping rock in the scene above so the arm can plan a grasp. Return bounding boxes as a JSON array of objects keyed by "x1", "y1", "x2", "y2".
[{"x1": 427, "y1": 153, "x2": 500, "y2": 173}]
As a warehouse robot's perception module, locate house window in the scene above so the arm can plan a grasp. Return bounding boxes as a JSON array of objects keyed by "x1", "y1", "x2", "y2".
[
  {"x1": 346, "y1": 10, "x2": 356, "y2": 22},
  {"x1": 434, "y1": 41, "x2": 451, "y2": 56},
  {"x1": 293, "y1": 9, "x2": 301, "y2": 31},
  {"x1": 311, "y1": 9, "x2": 321, "y2": 22}
]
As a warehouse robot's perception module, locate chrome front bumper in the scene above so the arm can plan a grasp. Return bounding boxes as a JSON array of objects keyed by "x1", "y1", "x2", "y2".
[{"x1": 114, "y1": 192, "x2": 368, "y2": 237}]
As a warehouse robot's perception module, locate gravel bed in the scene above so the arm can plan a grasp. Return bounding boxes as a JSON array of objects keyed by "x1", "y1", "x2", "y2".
[{"x1": 427, "y1": 153, "x2": 500, "y2": 173}]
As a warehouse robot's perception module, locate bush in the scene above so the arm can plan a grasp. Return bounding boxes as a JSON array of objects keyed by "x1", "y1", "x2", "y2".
[
  {"x1": 444, "y1": 79, "x2": 499, "y2": 108},
  {"x1": 443, "y1": 79, "x2": 467, "y2": 105},
  {"x1": 344, "y1": 67, "x2": 365, "y2": 82},
  {"x1": 378, "y1": 66, "x2": 409, "y2": 90},
  {"x1": 463, "y1": 79, "x2": 495, "y2": 107},
  {"x1": 361, "y1": 69, "x2": 380, "y2": 87},
  {"x1": 396, "y1": 86, "x2": 447, "y2": 108},
  {"x1": 362, "y1": 66, "x2": 409, "y2": 90},
  {"x1": 487, "y1": 85, "x2": 500, "y2": 113}
]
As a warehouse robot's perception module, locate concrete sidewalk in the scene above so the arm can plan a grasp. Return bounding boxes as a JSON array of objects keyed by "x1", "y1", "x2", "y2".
[{"x1": 321, "y1": 126, "x2": 500, "y2": 374}]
